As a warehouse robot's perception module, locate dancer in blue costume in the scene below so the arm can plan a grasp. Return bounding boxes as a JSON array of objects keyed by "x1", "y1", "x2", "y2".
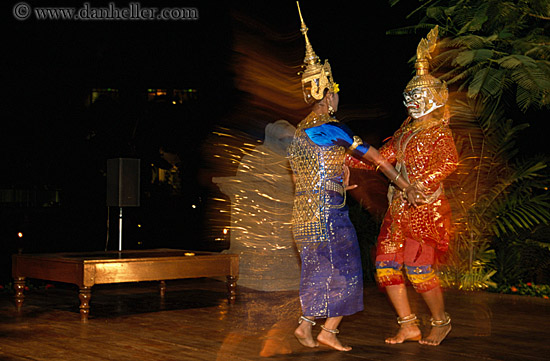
[{"x1": 288, "y1": 3, "x2": 424, "y2": 351}]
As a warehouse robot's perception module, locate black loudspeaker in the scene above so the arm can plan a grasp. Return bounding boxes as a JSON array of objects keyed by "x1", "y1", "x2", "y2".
[{"x1": 106, "y1": 158, "x2": 141, "y2": 207}]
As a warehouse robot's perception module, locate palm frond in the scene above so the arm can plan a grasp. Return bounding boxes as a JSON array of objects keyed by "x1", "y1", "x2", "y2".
[
  {"x1": 492, "y1": 194, "x2": 550, "y2": 236},
  {"x1": 454, "y1": 48, "x2": 494, "y2": 67},
  {"x1": 447, "y1": 61, "x2": 486, "y2": 85},
  {"x1": 426, "y1": 5, "x2": 449, "y2": 24},
  {"x1": 445, "y1": 34, "x2": 495, "y2": 49},
  {"x1": 478, "y1": 159, "x2": 548, "y2": 218},
  {"x1": 505, "y1": 59, "x2": 550, "y2": 110},
  {"x1": 467, "y1": 66, "x2": 505, "y2": 99},
  {"x1": 525, "y1": 238, "x2": 550, "y2": 251},
  {"x1": 388, "y1": 0, "x2": 401, "y2": 7},
  {"x1": 498, "y1": 54, "x2": 537, "y2": 69},
  {"x1": 524, "y1": 45, "x2": 550, "y2": 59},
  {"x1": 405, "y1": 0, "x2": 441, "y2": 20},
  {"x1": 457, "y1": 1, "x2": 489, "y2": 34}
]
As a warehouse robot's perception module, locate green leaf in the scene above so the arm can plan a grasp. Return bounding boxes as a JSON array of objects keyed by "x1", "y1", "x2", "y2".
[
  {"x1": 447, "y1": 35, "x2": 494, "y2": 49},
  {"x1": 426, "y1": 6, "x2": 447, "y2": 22},
  {"x1": 457, "y1": 2, "x2": 489, "y2": 34},
  {"x1": 468, "y1": 67, "x2": 505, "y2": 99},
  {"x1": 498, "y1": 55, "x2": 538, "y2": 69},
  {"x1": 498, "y1": 29, "x2": 514, "y2": 39},
  {"x1": 455, "y1": 50, "x2": 475, "y2": 66},
  {"x1": 525, "y1": 239, "x2": 550, "y2": 251}
]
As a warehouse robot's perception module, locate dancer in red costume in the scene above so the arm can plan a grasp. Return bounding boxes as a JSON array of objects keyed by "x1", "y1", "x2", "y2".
[{"x1": 374, "y1": 26, "x2": 458, "y2": 346}]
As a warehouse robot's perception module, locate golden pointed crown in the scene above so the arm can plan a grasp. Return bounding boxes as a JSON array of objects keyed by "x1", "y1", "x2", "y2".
[
  {"x1": 405, "y1": 25, "x2": 448, "y2": 104},
  {"x1": 297, "y1": 1, "x2": 338, "y2": 104}
]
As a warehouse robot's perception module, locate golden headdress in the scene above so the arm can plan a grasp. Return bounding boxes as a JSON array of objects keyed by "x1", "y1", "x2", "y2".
[
  {"x1": 296, "y1": 2, "x2": 339, "y2": 104},
  {"x1": 405, "y1": 25, "x2": 448, "y2": 104}
]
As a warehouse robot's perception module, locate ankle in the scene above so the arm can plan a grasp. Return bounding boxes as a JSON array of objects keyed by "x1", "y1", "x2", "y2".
[
  {"x1": 319, "y1": 324, "x2": 340, "y2": 335},
  {"x1": 397, "y1": 314, "x2": 421, "y2": 335},
  {"x1": 298, "y1": 316, "x2": 316, "y2": 326},
  {"x1": 430, "y1": 313, "x2": 451, "y2": 327},
  {"x1": 397, "y1": 313, "x2": 419, "y2": 328}
]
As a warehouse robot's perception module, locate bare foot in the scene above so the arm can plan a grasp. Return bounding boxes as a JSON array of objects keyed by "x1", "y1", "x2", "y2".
[
  {"x1": 385, "y1": 325, "x2": 422, "y2": 344},
  {"x1": 260, "y1": 329, "x2": 292, "y2": 357},
  {"x1": 317, "y1": 331, "x2": 351, "y2": 351},
  {"x1": 294, "y1": 324, "x2": 318, "y2": 348},
  {"x1": 419, "y1": 324, "x2": 451, "y2": 346},
  {"x1": 260, "y1": 338, "x2": 292, "y2": 357}
]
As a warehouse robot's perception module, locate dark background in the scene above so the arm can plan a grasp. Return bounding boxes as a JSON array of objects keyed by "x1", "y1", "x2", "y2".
[{"x1": 2, "y1": 1, "x2": 546, "y2": 283}]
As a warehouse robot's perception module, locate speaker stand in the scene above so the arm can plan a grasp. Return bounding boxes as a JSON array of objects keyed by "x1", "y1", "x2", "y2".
[{"x1": 118, "y1": 207, "x2": 123, "y2": 252}]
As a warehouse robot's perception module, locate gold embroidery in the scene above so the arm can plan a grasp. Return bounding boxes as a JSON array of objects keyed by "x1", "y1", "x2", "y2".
[{"x1": 288, "y1": 112, "x2": 346, "y2": 243}]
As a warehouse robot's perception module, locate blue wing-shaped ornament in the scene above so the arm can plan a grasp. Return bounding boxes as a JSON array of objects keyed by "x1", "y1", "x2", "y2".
[{"x1": 304, "y1": 122, "x2": 370, "y2": 158}]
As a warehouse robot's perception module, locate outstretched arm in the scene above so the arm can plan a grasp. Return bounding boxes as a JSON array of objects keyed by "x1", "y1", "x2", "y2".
[
  {"x1": 344, "y1": 136, "x2": 396, "y2": 170},
  {"x1": 305, "y1": 122, "x2": 424, "y2": 206},
  {"x1": 344, "y1": 153, "x2": 374, "y2": 170},
  {"x1": 362, "y1": 147, "x2": 425, "y2": 206}
]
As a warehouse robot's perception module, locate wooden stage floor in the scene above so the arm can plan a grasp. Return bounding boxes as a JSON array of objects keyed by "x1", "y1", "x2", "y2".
[{"x1": 0, "y1": 278, "x2": 549, "y2": 360}]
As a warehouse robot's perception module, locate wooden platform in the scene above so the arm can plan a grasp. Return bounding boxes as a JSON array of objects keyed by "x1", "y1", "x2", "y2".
[
  {"x1": 0, "y1": 278, "x2": 549, "y2": 360},
  {"x1": 12, "y1": 249, "x2": 239, "y2": 322}
]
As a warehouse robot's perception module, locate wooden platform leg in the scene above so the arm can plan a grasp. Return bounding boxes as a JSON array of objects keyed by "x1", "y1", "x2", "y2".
[
  {"x1": 14, "y1": 277, "x2": 26, "y2": 312},
  {"x1": 159, "y1": 280, "x2": 166, "y2": 298},
  {"x1": 79, "y1": 286, "x2": 91, "y2": 323},
  {"x1": 226, "y1": 275, "x2": 237, "y2": 304}
]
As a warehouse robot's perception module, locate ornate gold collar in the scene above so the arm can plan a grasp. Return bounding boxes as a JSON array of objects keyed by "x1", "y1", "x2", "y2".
[{"x1": 296, "y1": 112, "x2": 336, "y2": 131}]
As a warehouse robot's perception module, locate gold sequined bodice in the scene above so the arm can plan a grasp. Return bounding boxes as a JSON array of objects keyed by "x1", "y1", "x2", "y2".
[{"x1": 287, "y1": 112, "x2": 346, "y2": 243}]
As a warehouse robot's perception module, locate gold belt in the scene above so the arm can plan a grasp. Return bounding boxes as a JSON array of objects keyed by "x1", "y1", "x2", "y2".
[{"x1": 325, "y1": 180, "x2": 344, "y2": 196}]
